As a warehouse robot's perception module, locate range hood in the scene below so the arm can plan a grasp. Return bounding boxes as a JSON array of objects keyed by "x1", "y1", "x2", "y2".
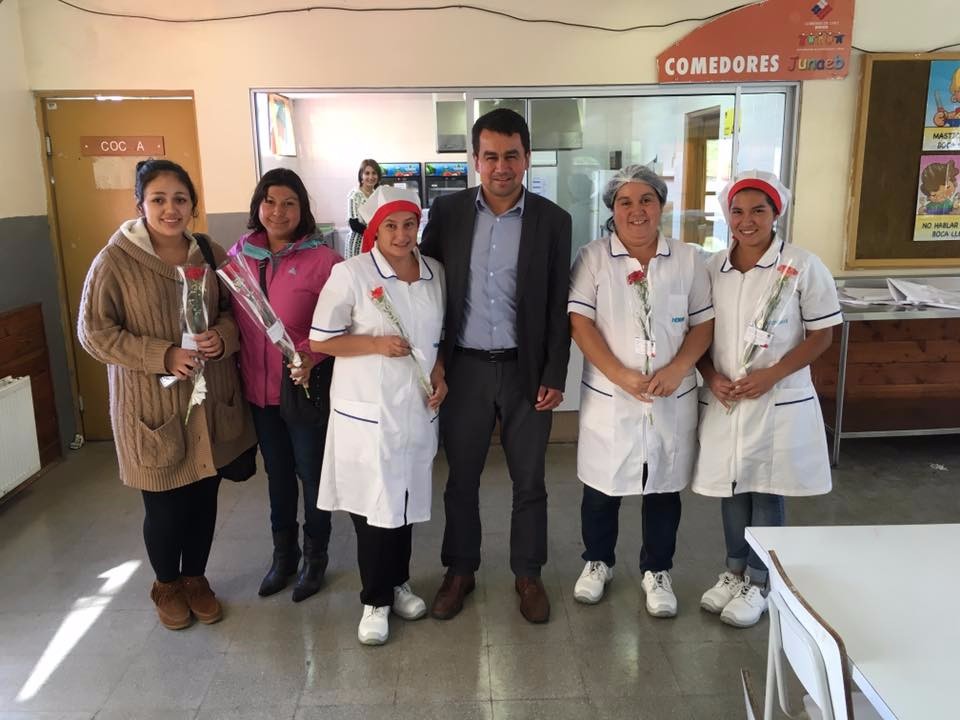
[{"x1": 530, "y1": 98, "x2": 583, "y2": 151}]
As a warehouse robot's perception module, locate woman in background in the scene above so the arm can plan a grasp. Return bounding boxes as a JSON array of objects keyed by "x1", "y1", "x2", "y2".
[
  {"x1": 346, "y1": 159, "x2": 381, "y2": 257},
  {"x1": 78, "y1": 159, "x2": 255, "y2": 630},
  {"x1": 230, "y1": 168, "x2": 342, "y2": 603}
]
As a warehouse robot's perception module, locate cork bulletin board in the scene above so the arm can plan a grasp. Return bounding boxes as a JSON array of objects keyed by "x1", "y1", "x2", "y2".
[{"x1": 846, "y1": 53, "x2": 960, "y2": 268}]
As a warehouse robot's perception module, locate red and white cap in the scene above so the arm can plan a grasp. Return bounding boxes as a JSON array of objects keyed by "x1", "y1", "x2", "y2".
[
  {"x1": 718, "y1": 170, "x2": 791, "y2": 224},
  {"x1": 358, "y1": 185, "x2": 422, "y2": 253}
]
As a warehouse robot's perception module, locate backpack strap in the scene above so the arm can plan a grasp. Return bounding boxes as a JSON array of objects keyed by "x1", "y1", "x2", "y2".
[{"x1": 194, "y1": 232, "x2": 218, "y2": 272}]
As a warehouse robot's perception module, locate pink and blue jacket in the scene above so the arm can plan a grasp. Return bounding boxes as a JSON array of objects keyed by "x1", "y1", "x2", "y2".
[{"x1": 228, "y1": 231, "x2": 342, "y2": 407}]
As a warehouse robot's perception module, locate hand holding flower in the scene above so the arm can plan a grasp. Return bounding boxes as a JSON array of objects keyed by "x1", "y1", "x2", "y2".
[
  {"x1": 647, "y1": 361, "x2": 686, "y2": 398},
  {"x1": 707, "y1": 371, "x2": 736, "y2": 409},
  {"x1": 287, "y1": 353, "x2": 316, "y2": 386},
  {"x1": 193, "y1": 330, "x2": 223, "y2": 359},
  {"x1": 732, "y1": 366, "x2": 781, "y2": 400},
  {"x1": 615, "y1": 366, "x2": 653, "y2": 403},
  {"x1": 374, "y1": 335, "x2": 411, "y2": 358},
  {"x1": 164, "y1": 346, "x2": 201, "y2": 380}
]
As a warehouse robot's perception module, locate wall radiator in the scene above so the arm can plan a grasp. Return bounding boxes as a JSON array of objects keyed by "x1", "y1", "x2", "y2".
[{"x1": 0, "y1": 376, "x2": 41, "y2": 499}]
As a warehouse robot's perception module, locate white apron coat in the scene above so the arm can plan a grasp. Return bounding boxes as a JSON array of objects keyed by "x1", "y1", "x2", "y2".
[
  {"x1": 691, "y1": 238, "x2": 842, "y2": 498},
  {"x1": 309, "y1": 247, "x2": 445, "y2": 528},
  {"x1": 569, "y1": 233, "x2": 714, "y2": 496}
]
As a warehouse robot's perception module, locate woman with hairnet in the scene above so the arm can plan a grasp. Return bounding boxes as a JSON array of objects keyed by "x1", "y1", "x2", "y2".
[
  {"x1": 693, "y1": 171, "x2": 840, "y2": 628},
  {"x1": 568, "y1": 165, "x2": 714, "y2": 617}
]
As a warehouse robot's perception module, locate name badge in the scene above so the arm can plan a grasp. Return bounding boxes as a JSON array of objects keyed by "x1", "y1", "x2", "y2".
[
  {"x1": 743, "y1": 325, "x2": 773, "y2": 348},
  {"x1": 634, "y1": 337, "x2": 657, "y2": 357}
]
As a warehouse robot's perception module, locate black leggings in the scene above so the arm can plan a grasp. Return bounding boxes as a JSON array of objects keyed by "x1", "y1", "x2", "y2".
[
  {"x1": 141, "y1": 476, "x2": 221, "y2": 583},
  {"x1": 351, "y1": 513, "x2": 412, "y2": 607}
]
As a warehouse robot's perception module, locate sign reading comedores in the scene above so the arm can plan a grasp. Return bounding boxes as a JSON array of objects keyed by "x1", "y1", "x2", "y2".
[
  {"x1": 80, "y1": 136, "x2": 165, "y2": 157},
  {"x1": 657, "y1": 0, "x2": 854, "y2": 83}
]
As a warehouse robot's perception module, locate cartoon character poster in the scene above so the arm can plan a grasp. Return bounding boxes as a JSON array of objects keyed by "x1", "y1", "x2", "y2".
[
  {"x1": 922, "y1": 61, "x2": 960, "y2": 151},
  {"x1": 913, "y1": 154, "x2": 960, "y2": 242}
]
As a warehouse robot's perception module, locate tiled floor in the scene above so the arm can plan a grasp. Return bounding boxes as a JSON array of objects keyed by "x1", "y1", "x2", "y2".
[{"x1": 0, "y1": 435, "x2": 958, "y2": 719}]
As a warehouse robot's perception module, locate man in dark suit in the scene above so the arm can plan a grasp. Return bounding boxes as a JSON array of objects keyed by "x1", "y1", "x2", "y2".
[{"x1": 420, "y1": 108, "x2": 571, "y2": 623}]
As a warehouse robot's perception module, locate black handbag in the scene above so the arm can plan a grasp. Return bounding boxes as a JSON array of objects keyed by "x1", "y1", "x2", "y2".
[
  {"x1": 280, "y1": 355, "x2": 333, "y2": 426},
  {"x1": 256, "y1": 259, "x2": 334, "y2": 426},
  {"x1": 195, "y1": 233, "x2": 258, "y2": 482}
]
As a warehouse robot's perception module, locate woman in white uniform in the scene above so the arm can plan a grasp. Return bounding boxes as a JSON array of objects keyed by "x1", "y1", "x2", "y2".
[
  {"x1": 569, "y1": 165, "x2": 714, "y2": 618},
  {"x1": 310, "y1": 186, "x2": 447, "y2": 645},
  {"x1": 693, "y1": 170, "x2": 841, "y2": 628}
]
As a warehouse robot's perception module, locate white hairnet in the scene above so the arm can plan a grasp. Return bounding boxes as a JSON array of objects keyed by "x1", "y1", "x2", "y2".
[{"x1": 602, "y1": 164, "x2": 667, "y2": 209}]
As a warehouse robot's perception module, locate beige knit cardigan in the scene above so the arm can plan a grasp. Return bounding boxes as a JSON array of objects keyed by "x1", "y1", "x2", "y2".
[{"x1": 77, "y1": 221, "x2": 256, "y2": 491}]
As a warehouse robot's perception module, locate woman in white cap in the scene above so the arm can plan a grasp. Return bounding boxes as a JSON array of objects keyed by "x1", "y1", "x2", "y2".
[
  {"x1": 568, "y1": 165, "x2": 714, "y2": 618},
  {"x1": 309, "y1": 186, "x2": 447, "y2": 645},
  {"x1": 693, "y1": 170, "x2": 841, "y2": 628}
]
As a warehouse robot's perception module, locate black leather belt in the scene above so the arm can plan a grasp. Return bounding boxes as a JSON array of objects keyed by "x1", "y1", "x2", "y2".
[{"x1": 455, "y1": 346, "x2": 518, "y2": 362}]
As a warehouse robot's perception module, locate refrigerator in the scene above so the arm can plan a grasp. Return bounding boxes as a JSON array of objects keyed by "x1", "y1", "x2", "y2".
[
  {"x1": 423, "y1": 162, "x2": 468, "y2": 207},
  {"x1": 378, "y1": 162, "x2": 424, "y2": 201}
]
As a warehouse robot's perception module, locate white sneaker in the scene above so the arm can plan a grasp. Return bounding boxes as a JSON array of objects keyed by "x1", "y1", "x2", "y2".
[
  {"x1": 358, "y1": 605, "x2": 390, "y2": 645},
  {"x1": 392, "y1": 582, "x2": 427, "y2": 620},
  {"x1": 720, "y1": 583, "x2": 767, "y2": 628},
  {"x1": 641, "y1": 570, "x2": 677, "y2": 618},
  {"x1": 574, "y1": 561, "x2": 614, "y2": 604},
  {"x1": 700, "y1": 571, "x2": 746, "y2": 614}
]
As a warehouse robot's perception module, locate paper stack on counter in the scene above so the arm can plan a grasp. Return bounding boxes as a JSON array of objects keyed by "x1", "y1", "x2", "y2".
[
  {"x1": 837, "y1": 286, "x2": 904, "y2": 306},
  {"x1": 886, "y1": 278, "x2": 960, "y2": 310}
]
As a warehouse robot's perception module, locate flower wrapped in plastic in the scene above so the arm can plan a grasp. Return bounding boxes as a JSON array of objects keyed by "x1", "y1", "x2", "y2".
[
  {"x1": 178, "y1": 264, "x2": 208, "y2": 425},
  {"x1": 215, "y1": 254, "x2": 310, "y2": 396},
  {"x1": 370, "y1": 285, "x2": 433, "y2": 399},
  {"x1": 627, "y1": 267, "x2": 655, "y2": 425},
  {"x1": 726, "y1": 260, "x2": 801, "y2": 414}
]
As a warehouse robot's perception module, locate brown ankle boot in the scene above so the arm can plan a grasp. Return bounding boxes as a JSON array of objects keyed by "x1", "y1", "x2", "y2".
[
  {"x1": 150, "y1": 579, "x2": 192, "y2": 630},
  {"x1": 181, "y1": 576, "x2": 223, "y2": 624}
]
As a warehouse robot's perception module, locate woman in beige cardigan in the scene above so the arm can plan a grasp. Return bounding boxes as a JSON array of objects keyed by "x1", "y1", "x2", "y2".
[{"x1": 78, "y1": 159, "x2": 255, "y2": 630}]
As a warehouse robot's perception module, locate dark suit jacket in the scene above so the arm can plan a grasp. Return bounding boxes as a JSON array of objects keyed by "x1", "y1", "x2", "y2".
[{"x1": 420, "y1": 186, "x2": 572, "y2": 404}]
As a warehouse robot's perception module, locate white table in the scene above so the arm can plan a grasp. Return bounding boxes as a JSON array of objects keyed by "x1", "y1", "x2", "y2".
[{"x1": 745, "y1": 524, "x2": 960, "y2": 720}]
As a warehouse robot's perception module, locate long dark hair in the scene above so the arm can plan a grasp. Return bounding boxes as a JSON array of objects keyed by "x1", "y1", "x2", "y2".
[{"x1": 246, "y1": 168, "x2": 317, "y2": 240}]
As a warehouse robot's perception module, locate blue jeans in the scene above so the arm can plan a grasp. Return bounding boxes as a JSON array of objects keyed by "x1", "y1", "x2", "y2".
[
  {"x1": 721, "y1": 492, "x2": 785, "y2": 586},
  {"x1": 580, "y1": 466, "x2": 682, "y2": 573},
  {"x1": 250, "y1": 403, "x2": 331, "y2": 546}
]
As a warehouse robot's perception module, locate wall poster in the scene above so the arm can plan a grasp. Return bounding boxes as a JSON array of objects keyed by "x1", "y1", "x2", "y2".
[
  {"x1": 914, "y1": 153, "x2": 960, "y2": 242},
  {"x1": 268, "y1": 93, "x2": 296, "y2": 157},
  {"x1": 922, "y1": 61, "x2": 960, "y2": 152}
]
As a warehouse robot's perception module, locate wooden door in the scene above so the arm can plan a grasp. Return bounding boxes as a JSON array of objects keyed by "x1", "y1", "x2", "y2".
[
  {"x1": 42, "y1": 96, "x2": 206, "y2": 440},
  {"x1": 681, "y1": 106, "x2": 721, "y2": 245}
]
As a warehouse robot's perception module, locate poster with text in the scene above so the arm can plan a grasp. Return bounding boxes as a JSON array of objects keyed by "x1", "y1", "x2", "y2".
[
  {"x1": 913, "y1": 154, "x2": 960, "y2": 242},
  {"x1": 922, "y1": 61, "x2": 960, "y2": 151}
]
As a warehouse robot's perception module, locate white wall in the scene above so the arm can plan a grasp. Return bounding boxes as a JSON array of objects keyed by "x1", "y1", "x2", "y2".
[
  {"x1": 13, "y1": 0, "x2": 960, "y2": 272},
  {"x1": 0, "y1": 0, "x2": 46, "y2": 219},
  {"x1": 282, "y1": 93, "x2": 466, "y2": 225}
]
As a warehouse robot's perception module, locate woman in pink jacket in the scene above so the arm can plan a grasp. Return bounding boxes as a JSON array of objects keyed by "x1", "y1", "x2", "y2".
[{"x1": 229, "y1": 168, "x2": 342, "y2": 602}]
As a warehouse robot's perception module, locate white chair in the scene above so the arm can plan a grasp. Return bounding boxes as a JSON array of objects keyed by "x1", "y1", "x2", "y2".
[{"x1": 763, "y1": 550, "x2": 882, "y2": 720}]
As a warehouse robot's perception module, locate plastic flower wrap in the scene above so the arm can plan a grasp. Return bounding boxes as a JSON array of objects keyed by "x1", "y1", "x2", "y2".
[
  {"x1": 627, "y1": 267, "x2": 655, "y2": 425},
  {"x1": 178, "y1": 264, "x2": 208, "y2": 425},
  {"x1": 726, "y1": 260, "x2": 801, "y2": 414},
  {"x1": 370, "y1": 285, "x2": 433, "y2": 399},
  {"x1": 216, "y1": 254, "x2": 309, "y2": 397}
]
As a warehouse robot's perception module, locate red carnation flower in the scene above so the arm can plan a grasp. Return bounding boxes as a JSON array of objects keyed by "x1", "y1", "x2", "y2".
[
  {"x1": 371, "y1": 286, "x2": 384, "y2": 300},
  {"x1": 776, "y1": 264, "x2": 799, "y2": 277},
  {"x1": 183, "y1": 266, "x2": 206, "y2": 282},
  {"x1": 627, "y1": 269, "x2": 646, "y2": 285}
]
